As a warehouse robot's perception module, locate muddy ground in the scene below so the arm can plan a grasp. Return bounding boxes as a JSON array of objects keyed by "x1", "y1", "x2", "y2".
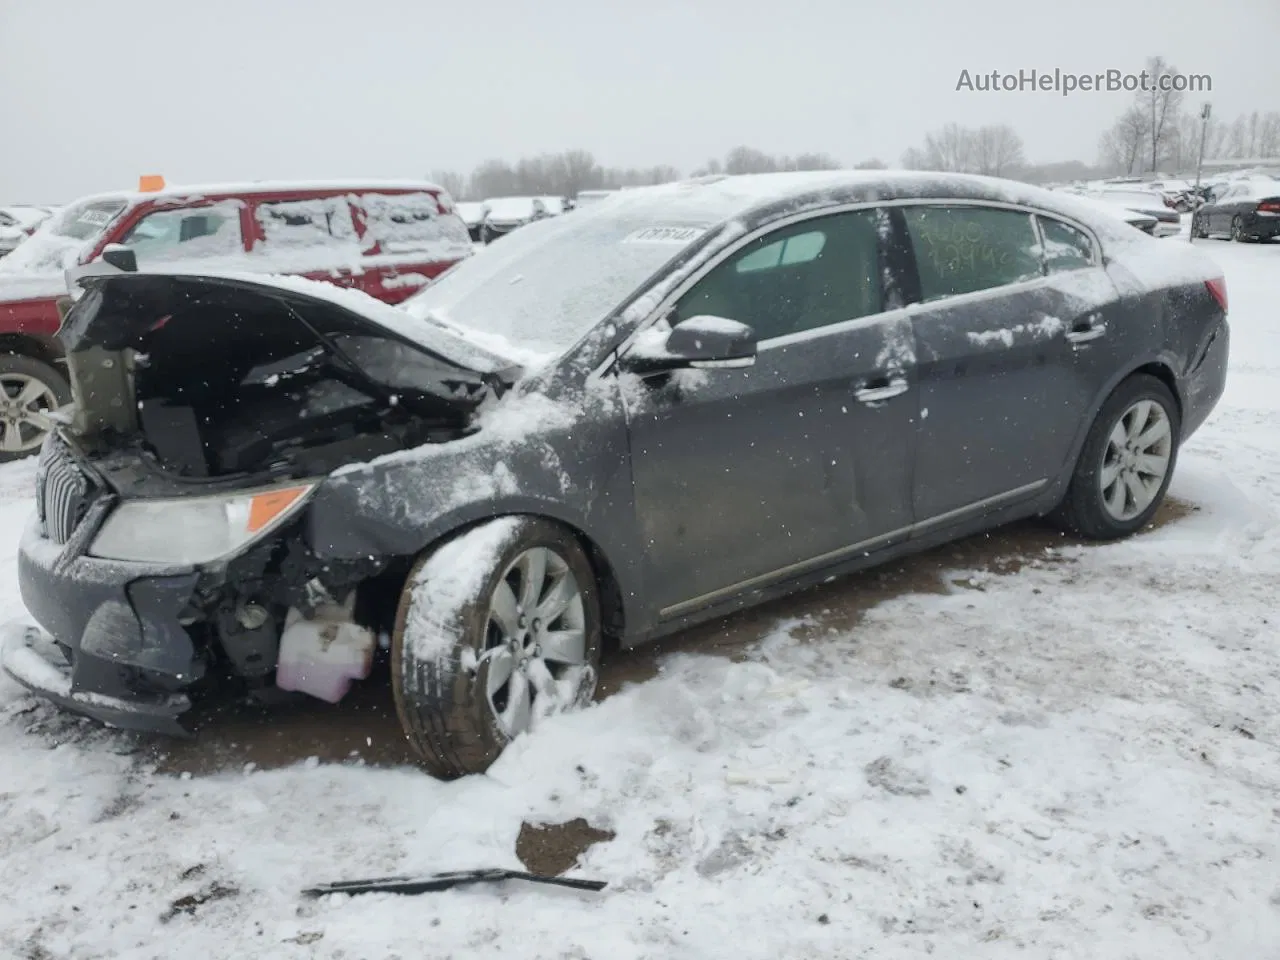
[{"x1": 140, "y1": 498, "x2": 1195, "y2": 781}]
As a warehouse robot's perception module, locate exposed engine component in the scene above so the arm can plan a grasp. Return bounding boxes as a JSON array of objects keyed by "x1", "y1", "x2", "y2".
[{"x1": 275, "y1": 596, "x2": 377, "y2": 704}]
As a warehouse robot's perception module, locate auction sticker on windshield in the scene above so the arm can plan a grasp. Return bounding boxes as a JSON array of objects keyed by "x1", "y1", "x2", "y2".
[{"x1": 622, "y1": 226, "x2": 706, "y2": 244}]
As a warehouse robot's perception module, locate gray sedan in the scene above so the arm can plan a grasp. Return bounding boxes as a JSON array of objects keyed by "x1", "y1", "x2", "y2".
[{"x1": 5, "y1": 171, "x2": 1229, "y2": 778}]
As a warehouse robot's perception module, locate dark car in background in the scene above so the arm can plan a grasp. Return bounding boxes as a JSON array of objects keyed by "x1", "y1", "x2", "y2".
[
  {"x1": 479, "y1": 196, "x2": 553, "y2": 243},
  {"x1": 2, "y1": 172, "x2": 1229, "y2": 779},
  {"x1": 1191, "y1": 179, "x2": 1280, "y2": 241}
]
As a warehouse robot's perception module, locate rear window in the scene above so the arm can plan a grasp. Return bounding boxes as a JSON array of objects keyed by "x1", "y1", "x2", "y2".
[
  {"x1": 254, "y1": 197, "x2": 357, "y2": 250},
  {"x1": 357, "y1": 192, "x2": 472, "y2": 257},
  {"x1": 56, "y1": 200, "x2": 128, "y2": 240},
  {"x1": 904, "y1": 205, "x2": 1043, "y2": 302}
]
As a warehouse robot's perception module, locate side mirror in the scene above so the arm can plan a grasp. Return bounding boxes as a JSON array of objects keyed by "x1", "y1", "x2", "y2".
[
  {"x1": 621, "y1": 315, "x2": 757, "y2": 373},
  {"x1": 101, "y1": 244, "x2": 137, "y2": 272}
]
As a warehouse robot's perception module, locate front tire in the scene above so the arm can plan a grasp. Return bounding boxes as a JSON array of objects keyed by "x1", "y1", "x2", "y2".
[
  {"x1": 1050, "y1": 374, "x2": 1180, "y2": 541},
  {"x1": 391, "y1": 517, "x2": 602, "y2": 778},
  {"x1": 0, "y1": 355, "x2": 70, "y2": 463}
]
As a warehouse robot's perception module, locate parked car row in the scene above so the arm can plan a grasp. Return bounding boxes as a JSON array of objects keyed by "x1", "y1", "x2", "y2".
[
  {"x1": 1051, "y1": 185, "x2": 1182, "y2": 237},
  {"x1": 0, "y1": 205, "x2": 59, "y2": 258},
  {"x1": 0, "y1": 178, "x2": 474, "y2": 458},
  {"x1": 1191, "y1": 177, "x2": 1280, "y2": 242},
  {"x1": 0, "y1": 170, "x2": 1230, "y2": 779},
  {"x1": 453, "y1": 195, "x2": 578, "y2": 244}
]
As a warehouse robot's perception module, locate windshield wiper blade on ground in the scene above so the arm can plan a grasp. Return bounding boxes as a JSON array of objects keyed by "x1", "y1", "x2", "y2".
[{"x1": 301, "y1": 868, "x2": 607, "y2": 898}]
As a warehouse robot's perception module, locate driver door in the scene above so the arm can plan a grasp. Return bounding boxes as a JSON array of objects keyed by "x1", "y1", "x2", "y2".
[{"x1": 621, "y1": 209, "x2": 919, "y2": 621}]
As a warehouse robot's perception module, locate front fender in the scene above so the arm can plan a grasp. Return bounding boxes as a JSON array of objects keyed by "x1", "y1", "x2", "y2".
[{"x1": 303, "y1": 387, "x2": 646, "y2": 636}]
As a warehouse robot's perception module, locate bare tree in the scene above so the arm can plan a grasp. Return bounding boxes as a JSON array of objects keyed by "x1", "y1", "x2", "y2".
[
  {"x1": 971, "y1": 125, "x2": 1025, "y2": 176},
  {"x1": 853, "y1": 158, "x2": 887, "y2": 169},
  {"x1": 429, "y1": 169, "x2": 467, "y2": 200},
  {"x1": 899, "y1": 146, "x2": 928, "y2": 170},
  {"x1": 922, "y1": 123, "x2": 977, "y2": 172},
  {"x1": 783, "y1": 152, "x2": 841, "y2": 171},
  {"x1": 1098, "y1": 107, "x2": 1149, "y2": 174},
  {"x1": 1138, "y1": 56, "x2": 1186, "y2": 171},
  {"x1": 724, "y1": 146, "x2": 780, "y2": 174}
]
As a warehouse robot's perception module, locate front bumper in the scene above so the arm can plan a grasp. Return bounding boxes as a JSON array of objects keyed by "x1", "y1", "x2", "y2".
[
  {"x1": 5, "y1": 517, "x2": 204, "y2": 735},
  {"x1": 1, "y1": 624, "x2": 190, "y2": 735}
]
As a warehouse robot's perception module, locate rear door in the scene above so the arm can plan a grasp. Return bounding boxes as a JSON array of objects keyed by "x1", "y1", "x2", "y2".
[
  {"x1": 623, "y1": 208, "x2": 918, "y2": 620},
  {"x1": 900, "y1": 203, "x2": 1124, "y2": 523},
  {"x1": 351, "y1": 191, "x2": 474, "y2": 304}
]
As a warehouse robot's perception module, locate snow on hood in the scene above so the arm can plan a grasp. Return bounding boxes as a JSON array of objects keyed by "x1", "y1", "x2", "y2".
[
  {"x1": 484, "y1": 197, "x2": 543, "y2": 222},
  {"x1": 456, "y1": 202, "x2": 487, "y2": 226}
]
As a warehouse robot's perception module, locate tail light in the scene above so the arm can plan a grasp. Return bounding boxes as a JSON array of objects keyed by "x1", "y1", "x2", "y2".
[
  {"x1": 1258, "y1": 199, "x2": 1280, "y2": 213},
  {"x1": 1205, "y1": 277, "x2": 1228, "y2": 314}
]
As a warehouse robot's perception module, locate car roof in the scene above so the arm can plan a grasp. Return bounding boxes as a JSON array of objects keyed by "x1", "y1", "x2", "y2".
[
  {"x1": 574, "y1": 170, "x2": 1134, "y2": 236},
  {"x1": 64, "y1": 179, "x2": 448, "y2": 208}
]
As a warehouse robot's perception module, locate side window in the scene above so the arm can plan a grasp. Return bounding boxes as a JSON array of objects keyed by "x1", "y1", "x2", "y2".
[
  {"x1": 254, "y1": 197, "x2": 357, "y2": 252},
  {"x1": 357, "y1": 192, "x2": 470, "y2": 255},
  {"x1": 672, "y1": 210, "x2": 884, "y2": 342},
  {"x1": 1037, "y1": 217, "x2": 1094, "y2": 274},
  {"x1": 116, "y1": 202, "x2": 245, "y2": 265},
  {"x1": 903, "y1": 205, "x2": 1043, "y2": 302}
]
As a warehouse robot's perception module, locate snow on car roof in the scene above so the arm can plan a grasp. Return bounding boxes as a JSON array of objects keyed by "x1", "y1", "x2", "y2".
[{"x1": 66, "y1": 179, "x2": 448, "y2": 207}]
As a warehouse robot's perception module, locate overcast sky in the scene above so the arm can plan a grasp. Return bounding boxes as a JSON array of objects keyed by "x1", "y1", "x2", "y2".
[{"x1": 2, "y1": 0, "x2": 1277, "y2": 203}]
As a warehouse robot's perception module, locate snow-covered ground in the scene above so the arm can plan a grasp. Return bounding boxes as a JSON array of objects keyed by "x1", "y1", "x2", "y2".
[{"x1": 2, "y1": 235, "x2": 1279, "y2": 959}]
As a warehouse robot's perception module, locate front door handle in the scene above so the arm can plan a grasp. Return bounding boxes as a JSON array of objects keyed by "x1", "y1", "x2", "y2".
[
  {"x1": 854, "y1": 376, "x2": 909, "y2": 404},
  {"x1": 1065, "y1": 319, "x2": 1107, "y2": 344}
]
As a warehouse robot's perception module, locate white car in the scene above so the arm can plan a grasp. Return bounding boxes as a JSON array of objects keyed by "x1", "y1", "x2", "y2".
[
  {"x1": 0, "y1": 205, "x2": 57, "y2": 258},
  {"x1": 455, "y1": 201, "x2": 487, "y2": 242},
  {"x1": 478, "y1": 196, "x2": 551, "y2": 243},
  {"x1": 1085, "y1": 189, "x2": 1182, "y2": 237}
]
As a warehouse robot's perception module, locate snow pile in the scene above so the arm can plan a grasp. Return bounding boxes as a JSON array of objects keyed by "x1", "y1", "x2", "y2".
[{"x1": 402, "y1": 517, "x2": 523, "y2": 663}]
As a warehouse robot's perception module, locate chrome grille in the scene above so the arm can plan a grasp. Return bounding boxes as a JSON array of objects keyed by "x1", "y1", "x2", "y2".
[{"x1": 37, "y1": 440, "x2": 91, "y2": 545}]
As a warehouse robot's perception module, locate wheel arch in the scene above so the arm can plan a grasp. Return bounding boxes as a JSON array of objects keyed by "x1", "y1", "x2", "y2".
[
  {"x1": 0, "y1": 334, "x2": 64, "y2": 369},
  {"x1": 360, "y1": 505, "x2": 633, "y2": 650},
  {"x1": 1045, "y1": 354, "x2": 1184, "y2": 508}
]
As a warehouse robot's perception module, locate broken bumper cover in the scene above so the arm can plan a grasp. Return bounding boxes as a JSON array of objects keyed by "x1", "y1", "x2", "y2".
[
  {"x1": 5, "y1": 517, "x2": 203, "y2": 735},
  {"x1": 1, "y1": 624, "x2": 191, "y2": 735}
]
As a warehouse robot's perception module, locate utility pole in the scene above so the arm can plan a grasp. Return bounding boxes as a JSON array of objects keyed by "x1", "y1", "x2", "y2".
[{"x1": 1190, "y1": 102, "x2": 1211, "y2": 242}]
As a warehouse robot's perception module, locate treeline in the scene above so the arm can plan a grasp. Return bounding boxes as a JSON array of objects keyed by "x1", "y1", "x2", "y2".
[
  {"x1": 1098, "y1": 56, "x2": 1280, "y2": 175},
  {"x1": 431, "y1": 146, "x2": 876, "y2": 201}
]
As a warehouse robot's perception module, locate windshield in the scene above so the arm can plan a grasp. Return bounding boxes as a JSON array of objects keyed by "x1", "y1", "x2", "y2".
[
  {"x1": 403, "y1": 206, "x2": 717, "y2": 358},
  {"x1": 0, "y1": 198, "x2": 126, "y2": 276}
]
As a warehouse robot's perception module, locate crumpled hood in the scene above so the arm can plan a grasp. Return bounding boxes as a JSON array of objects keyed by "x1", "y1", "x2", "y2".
[{"x1": 61, "y1": 271, "x2": 523, "y2": 380}]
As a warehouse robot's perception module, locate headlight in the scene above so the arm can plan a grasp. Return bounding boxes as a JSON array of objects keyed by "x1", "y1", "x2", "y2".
[{"x1": 88, "y1": 483, "x2": 316, "y2": 565}]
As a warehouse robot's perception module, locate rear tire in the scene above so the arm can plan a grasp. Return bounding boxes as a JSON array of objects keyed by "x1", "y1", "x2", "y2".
[
  {"x1": 0, "y1": 355, "x2": 70, "y2": 463},
  {"x1": 1191, "y1": 216, "x2": 1208, "y2": 239},
  {"x1": 1231, "y1": 215, "x2": 1247, "y2": 242},
  {"x1": 1050, "y1": 374, "x2": 1180, "y2": 541},
  {"x1": 391, "y1": 517, "x2": 602, "y2": 779}
]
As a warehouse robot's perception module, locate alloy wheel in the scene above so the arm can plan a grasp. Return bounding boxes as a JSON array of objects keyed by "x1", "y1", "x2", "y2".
[
  {"x1": 0, "y1": 373, "x2": 59, "y2": 454},
  {"x1": 1098, "y1": 399, "x2": 1173, "y2": 522},
  {"x1": 476, "y1": 546, "x2": 592, "y2": 738}
]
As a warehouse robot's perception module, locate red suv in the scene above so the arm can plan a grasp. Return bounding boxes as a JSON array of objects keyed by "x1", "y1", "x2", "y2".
[{"x1": 0, "y1": 179, "x2": 472, "y2": 460}]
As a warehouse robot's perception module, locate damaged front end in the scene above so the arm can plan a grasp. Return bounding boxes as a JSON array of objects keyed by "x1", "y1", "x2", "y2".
[{"x1": 3, "y1": 273, "x2": 512, "y2": 734}]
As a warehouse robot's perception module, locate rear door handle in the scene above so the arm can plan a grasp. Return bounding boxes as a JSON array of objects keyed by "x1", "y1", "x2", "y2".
[
  {"x1": 854, "y1": 376, "x2": 909, "y2": 404},
  {"x1": 1065, "y1": 319, "x2": 1107, "y2": 344}
]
